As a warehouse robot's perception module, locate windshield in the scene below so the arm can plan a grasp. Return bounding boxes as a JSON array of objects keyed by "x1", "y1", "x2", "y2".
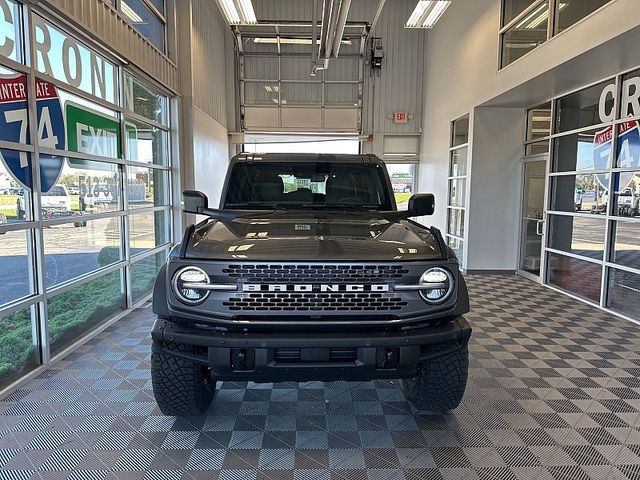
[{"x1": 223, "y1": 162, "x2": 394, "y2": 210}]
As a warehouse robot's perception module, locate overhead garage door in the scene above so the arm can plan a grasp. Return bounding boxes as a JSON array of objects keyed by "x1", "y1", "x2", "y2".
[{"x1": 236, "y1": 24, "x2": 366, "y2": 133}]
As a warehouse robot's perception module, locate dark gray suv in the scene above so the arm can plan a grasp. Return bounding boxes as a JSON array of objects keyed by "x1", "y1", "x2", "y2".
[{"x1": 151, "y1": 153, "x2": 471, "y2": 415}]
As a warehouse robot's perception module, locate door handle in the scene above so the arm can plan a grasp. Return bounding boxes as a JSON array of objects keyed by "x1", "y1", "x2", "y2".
[{"x1": 536, "y1": 219, "x2": 544, "y2": 236}]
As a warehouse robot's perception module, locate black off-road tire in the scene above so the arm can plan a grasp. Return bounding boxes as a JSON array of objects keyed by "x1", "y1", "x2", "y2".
[
  {"x1": 151, "y1": 340, "x2": 215, "y2": 416},
  {"x1": 402, "y1": 342, "x2": 469, "y2": 412}
]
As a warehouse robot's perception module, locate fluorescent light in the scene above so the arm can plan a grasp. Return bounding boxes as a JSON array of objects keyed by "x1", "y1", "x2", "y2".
[
  {"x1": 405, "y1": 1, "x2": 451, "y2": 29},
  {"x1": 215, "y1": 0, "x2": 257, "y2": 25},
  {"x1": 121, "y1": 1, "x2": 144, "y2": 23},
  {"x1": 253, "y1": 37, "x2": 352, "y2": 46}
]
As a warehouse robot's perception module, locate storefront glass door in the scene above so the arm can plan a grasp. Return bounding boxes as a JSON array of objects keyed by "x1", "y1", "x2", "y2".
[{"x1": 518, "y1": 157, "x2": 548, "y2": 280}]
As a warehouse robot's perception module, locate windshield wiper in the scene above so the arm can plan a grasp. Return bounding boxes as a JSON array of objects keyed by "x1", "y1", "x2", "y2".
[
  {"x1": 225, "y1": 202, "x2": 288, "y2": 211},
  {"x1": 301, "y1": 203, "x2": 380, "y2": 211}
]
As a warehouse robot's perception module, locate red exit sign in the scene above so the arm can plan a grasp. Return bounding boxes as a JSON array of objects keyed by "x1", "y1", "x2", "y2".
[{"x1": 393, "y1": 112, "x2": 408, "y2": 123}]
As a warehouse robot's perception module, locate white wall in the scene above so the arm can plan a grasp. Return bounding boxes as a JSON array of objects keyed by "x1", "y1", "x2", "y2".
[
  {"x1": 419, "y1": 0, "x2": 640, "y2": 270},
  {"x1": 466, "y1": 107, "x2": 524, "y2": 270},
  {"x1": 193, "y1": 107, "x2": 230, "y2": 207}
]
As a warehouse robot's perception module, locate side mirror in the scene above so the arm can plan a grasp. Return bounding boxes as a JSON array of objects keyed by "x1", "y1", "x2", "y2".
[
  {"x1": 408, "y1": 193, "x2": 435, "y2": 216},
  {"x1": 183, "y1": 190, "x2": 208, "y2": 214}
]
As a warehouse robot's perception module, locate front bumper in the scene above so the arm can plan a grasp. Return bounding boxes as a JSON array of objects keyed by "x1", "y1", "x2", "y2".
[{"x1": 152, "y1": 316, "x2": 471, "y2": 382}]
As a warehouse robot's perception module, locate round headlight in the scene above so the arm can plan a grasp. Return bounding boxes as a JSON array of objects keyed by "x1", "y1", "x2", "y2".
[
  {"x1": 172, "y1": 266, "x2": 211, "y2": 305},
  {"x1": 419, "y1": 267, "x2": 454, "y2": 304}
]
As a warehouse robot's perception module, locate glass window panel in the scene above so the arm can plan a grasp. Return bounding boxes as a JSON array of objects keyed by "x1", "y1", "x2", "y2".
[
  {"x1": 125, "y1": 117, "x2": 169, "y2": 166},
  {"x1": 502, "y1": 0, "x2": 538, "y2": 26},
  {"x1": 130, "y1": 209, "x2": 170, "y2": 255},
  {"x1": 547, "y1": 252, "x2": 601, "y2": 302},
  {"x1": 280, "y1": 57, "x2": 309, "y2": 81},
  {"x1": 557, "y1": 0, "x2": 611, "y2": 33},
  {"x1": 448, "y1": 178, "x2": 466, "y2": 207},
  {"x1": 127, "y1": 166, "x2": 169, "y2": 209},
  {"x1": 527, "y1": 103, "x2": 551, "y2": 141},
  {"x1": 324, "y1": 83, "x2": 358, "y2": 106},
  {"x1": 501, "y1": 2, "x2": 549, "y2": 67},
  {"x1": 526, "y1": 140, "x2": 549, "y2": 156},
  {"x1": 555, "y1": 79, "x2": 615, "y2": 133},
  {"x1": 121, "y1": 0, "x2": 165, "y2": 52},
  {"x1": 612, "y1": 171, "x2": 640, "y2": 218},
  {"x1": 131, "y1": 249, "x2": 166, "y2": 302},
  {"x1": 547, "y1": 214, "x2": 605, "y2": 260},
  {"x1": 281, "y1": 82, "x2": 322, "y2": 105},
  {"x1": 0, "y1": 150, "x2": 33, "y2": 222},
  {"x1": 386, "y1": 164, "x2": 415, "y2": 209},
  {"x1": 53, "y1": 159, "x2": 121, "y2": 215},
  {"x1": 549, "y1": 174, "x2": 609, "y2": 214},
  {"x1": 43, "y1": 216, "x2": 122, "y2": 288},
  {"x1": 452, "y1": 117, "x2": 469, "y2": 147},
  {"x1": 0, "y1": 306, "x2": 38, "y2": 390},
  {"x1": 324, "y1": 58, "x2": 359, "y2": 82},
  {"x1": 611, "y1": 221, "x2": 640, "y2": 271},
  {"x1": 446, "y1": 236, "x2": 464, "y2": 262},
  {"x1": 447, "y1": 208, "x2": 465, "y2": 238},
  {"x1": 621, "y1": 69, "x2": 640, "y2": 119},
  {"x1": 245, "y1": 81, "x2": 279, "y2": 105},
  {"x1": 32, "y1": 15, "x2": 117, "y2": 103},
  {"x1": 124, "y1": 73, "x2": 169, "y2": 126},
  {"x1": 607, "y1": 268, "x2": 640, "y2": 320},
  {"x1": 47, "y1": 269, "x2": 125, "y2": 356},
  {"x1": 449, "y1": 147, "x2": 468, "y2": 176},
  {"x1": 0, "y1": 0, "x2": 21, "y2": 62},
  {"x1": 552, "y1": 128, "x2": 612, "y2": 172},
  {"x1": 0, "y1": 229, "x2": 33, "y2": 306}
]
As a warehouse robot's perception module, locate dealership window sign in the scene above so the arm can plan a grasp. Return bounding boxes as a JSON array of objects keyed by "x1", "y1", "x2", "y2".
[
  {"x1": 0, "y1": 74, "x2": 66, "y2": 191},
  {"x1": 32, "y1": 15, "x2": 117, "y2": 104},
  {"x1": 594, "y1": 77, "x2": 640, "y2": 189},
  {"x1": 0, "y1": 0, "x2": 19, "y2": 62}
]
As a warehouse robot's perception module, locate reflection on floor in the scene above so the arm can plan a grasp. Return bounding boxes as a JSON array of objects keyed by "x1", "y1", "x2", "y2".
[{"x1": 1, "y1": 274, "x2": 640, "y2": 480}]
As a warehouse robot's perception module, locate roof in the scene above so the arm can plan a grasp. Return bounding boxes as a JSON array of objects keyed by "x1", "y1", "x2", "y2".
[{"x1": 230, "y1": 153, "x2": 384, "y2": 164}]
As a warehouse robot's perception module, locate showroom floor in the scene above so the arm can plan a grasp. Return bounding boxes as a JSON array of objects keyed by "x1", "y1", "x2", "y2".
[{"x1": 1, "y1": 275, "x2": 640, "y2": 480}]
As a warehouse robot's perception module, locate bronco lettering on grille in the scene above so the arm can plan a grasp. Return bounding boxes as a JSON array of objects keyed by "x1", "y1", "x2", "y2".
[{"x1": 242, "y1": 284, "x2": 390, "y2": 293}]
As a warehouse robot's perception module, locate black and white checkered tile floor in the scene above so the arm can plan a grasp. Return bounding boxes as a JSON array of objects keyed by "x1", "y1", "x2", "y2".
[{"x1": 1, "y1": 274, "x2": 640, "y2": 480}]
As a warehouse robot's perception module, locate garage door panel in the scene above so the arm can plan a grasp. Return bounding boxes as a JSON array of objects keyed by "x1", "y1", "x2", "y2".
[
  {"x1": 244, "y1": 107, "x2": 280, "y2": 129},
  {"x1": 281, "y1": 108, "x2": 322, "y2": 129},
  {"x1": 324, "y1": 108, "x2": 359, "y2": 130}
]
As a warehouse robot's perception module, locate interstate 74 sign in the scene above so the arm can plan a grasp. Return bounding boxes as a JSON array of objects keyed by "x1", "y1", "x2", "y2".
[
  {"x1": 593, "y1": 120, "x2": 640, "y2": 190},
  {"x1": 0, "y1": 74, "x2": 66, "y2": 192}
]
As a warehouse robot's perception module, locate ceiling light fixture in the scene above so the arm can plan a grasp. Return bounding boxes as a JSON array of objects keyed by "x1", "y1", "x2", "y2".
[
  {"x1": 121, "y1": 2, "x2": 144, "y2": 23},
  {"x1": 215, "y1": 0, "x2": 257, "y2": 25},
  {"x1": 405, "y1": 0, "x2": 451, "y2": 29},
  {"x1": 253, "y1": 37, "x2": 352, "y2": 45}
]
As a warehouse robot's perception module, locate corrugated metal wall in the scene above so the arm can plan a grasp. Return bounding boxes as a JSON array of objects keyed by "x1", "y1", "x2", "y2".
[
  {"x1": 251, "y1": 0, "x2": 426, "y2": 135},
  {"x1": 358, "y1": 0, "x2": 426, "y2": 135},
  {"x1": 42, "y1": 0, "x2": 178, "y2": 92},
  {"x1": 191, "y1": 0, "x2": 230, "y2": 127}
]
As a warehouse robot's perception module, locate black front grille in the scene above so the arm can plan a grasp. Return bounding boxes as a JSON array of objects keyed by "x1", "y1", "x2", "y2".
[
  {"x1": 222, "y1": 264, "x2": 410, "y2": 283},
  {"x1": 223, "y1": 292, "x2": 408, "y2": 312},
  {"x1": 273, "y1": 348, "x2": 358, "y2": 363}
]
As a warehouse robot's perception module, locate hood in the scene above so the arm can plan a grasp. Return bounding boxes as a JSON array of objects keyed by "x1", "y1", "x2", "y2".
[{"x1": 183, "y1": 212, "x2": 444, "y2": 262}]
